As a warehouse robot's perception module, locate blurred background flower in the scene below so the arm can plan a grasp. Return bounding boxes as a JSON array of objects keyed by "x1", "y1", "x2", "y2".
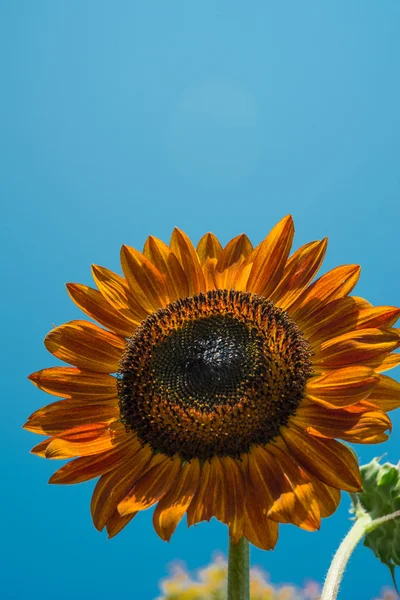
[
  {"x1": 373, "y1": 591, "x2": 397, "y2": 600},
  {"x1": 156, "y1": 556, "x2": 397, "y2": 600},
  {"x1": 157, "y1": 554, "x2": 319, "y2": 599}
]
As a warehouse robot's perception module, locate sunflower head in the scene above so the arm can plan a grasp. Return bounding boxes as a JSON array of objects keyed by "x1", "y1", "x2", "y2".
[
  {"x1": 25, "y1": 216, "x2": 400, "y2": 548},
  {"x1": 118, "y1": 289, "x2": 313, "y2": 461}
]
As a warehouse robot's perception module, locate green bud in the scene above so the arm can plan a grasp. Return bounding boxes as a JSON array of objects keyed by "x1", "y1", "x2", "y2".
[{"x1": 352, "y1": 457, "x2": 400, "y2": 587}]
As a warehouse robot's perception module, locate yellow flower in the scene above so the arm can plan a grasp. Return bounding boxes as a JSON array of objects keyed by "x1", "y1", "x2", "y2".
[
  {"x1": 157, "y1": 556, "x2": 320, "y2": 599},
  {"x1": 157, "y1": 558, "x2": 397, "y2": 600},
  {"x1": 25, "y1": 216, "x2": 400, "y2": 546}
]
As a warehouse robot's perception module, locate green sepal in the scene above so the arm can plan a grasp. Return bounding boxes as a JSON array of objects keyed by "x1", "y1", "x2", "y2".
[{"x1": 352, "y1": 457, "x2": 400, "y2": 591}]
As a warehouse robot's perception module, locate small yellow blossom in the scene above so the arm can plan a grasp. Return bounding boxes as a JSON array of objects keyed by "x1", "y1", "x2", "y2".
[
  {"x1": 157, "y1": 555, "x2": 319, "y2": 600},
  {"x1": 157, "y1": 556, "x2": 396, "y2": 600}
]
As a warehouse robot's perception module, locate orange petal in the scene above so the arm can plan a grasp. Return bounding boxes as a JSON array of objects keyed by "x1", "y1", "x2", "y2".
[
  {"x1": 313, "y1": 328, "x2": 400, "y2": 369},
  {"x1": 143, "y1": 236, "x2": 189, "y2": 301},
  {"x1": 170, "y1": 228, "x2": 206, "y2": 295},
  {"x1": 242, "y1": 460, "x2": 279, "y2": 551},
  {"x1": 292, "y1": 402, "x2": 391, "y2": 444},
  {"x1": 216, "y1": 457, "x2": 246, "y2": 543},
  {"x1": 49, "y1": 437, "x2": 140, "y2": 484},
  {"x1": 120, "y1": 244, "x2": 170, "y2": 311},
  {"x1": 280, "y1": 426, "x2": 362, "y2": 491},
  {"x1": 23, "y1": 398, "x2": 119, "y2": 434},
  {"x1": 92, "y1": 264, "x2": 148, "y2": 323},
  {"x1": 300, "y1": 296, "x2": 370, "y2": 343},
  {"x1": 271, "y1": 239, "x2": 328, "y2": 310},
  {"x1": 31, "y1": 426, "x2": 100, "y2": 459},
  {"x1": 201, "y1": 258, "x2": 219, "y2": 290},
  {"x1": 186, "y1": 460, "x2": 213, "y2": 526},
  {"x1": 366, "y1": 374, "x2": 400, "y2": 411},
  {"x1": 355, "y1": 306, "x2": 400, "y2": 330},
  {"x1": 308, "y1": 303, "x2": 400, "y2": 347},
  {"x1": 44, "y1": 320, "x2": 125, "y2": 373},
  {"x1": 248, "y1": 445, "x2": 315, "y2": 530},
  {"x1": 246, "y1": 215, "x2": 294, "y2": 297},
  {"x1": 196, "y1": 233, "x2": 223, "y2": 265},
  {"x1": 118, "y1": 454, "x2": 181, "y2": 516},
  {"x1": 38, "y1": 422, "x2": 128, "y2": 459},
  {"x1": 243, "y1": 508, "x2": 279, "y2": 550},
  {"x1": 153, "y1": 459, "x2": 201, "y2": 541},
  {"x1": 363, "y1": 351, "x2": 400, "y2": 373},
  {"x1": 306, "y1": 366, "x2": 379, "y2": 408},
  {"x1": 28, "y1": 367, "x2": 118, "y2": 399},
  {"x1": 231, "y1": 253, "x2": 257, "y2": 292},
  {"x1": 188, "y1": 455, "x2": 244, "y2": 538},
  {"x1": 195, "y1": 457, "x2": 229, "y2": 525},
  {"x1": 240, "y1": 454, "x2": 278, "y2": 550},
  {"x1": 247, "y1": 446, "x2": 278, "y2": 507},
  {"x1": 196, "y1": 233, "x2": 223, "y2": 291},
  {"x1": 30, "y1": 438, "x2": 52, "y2": 457},
  {"x1": 267, "y1": 445, "x2": 321, "y2": 531},
  {"x1": 215, "y1": 234, "x2": 253, "y2": 290},
  {"x1": 289, "y1": 265, "x2": 361, "y2": 326},
  {"x1": 66, "y1": 283, "x2": 135, "y2": 338},
  {"x1": 307, "y1": 474, "x2": 341, "y2": 518},
  {"x1": 91, "y1": 444, "x2": 153, "y2": 531},
  {"x1": 106, "y1": 509, "x2": 137, "y2": 538}
]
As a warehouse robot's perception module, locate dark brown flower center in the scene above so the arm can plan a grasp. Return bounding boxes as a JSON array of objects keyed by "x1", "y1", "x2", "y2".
[{"x1": 118, "y1": 289, "x2": 312, "y2": 460}]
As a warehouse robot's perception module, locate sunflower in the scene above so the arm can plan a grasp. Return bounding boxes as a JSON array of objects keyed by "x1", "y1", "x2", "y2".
[{"x1": 25, "y1": 216, "x2": 400, "y2": 549}]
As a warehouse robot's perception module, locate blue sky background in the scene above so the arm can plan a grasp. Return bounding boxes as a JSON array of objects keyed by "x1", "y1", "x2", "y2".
[{"x1": 2, "y1": 2, "x2": 400, "y2": 599}]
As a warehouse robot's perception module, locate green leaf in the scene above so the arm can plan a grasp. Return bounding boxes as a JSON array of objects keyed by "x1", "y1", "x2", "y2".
[{"x1": 351, "y1": 458, "x2": 400, "y2": 592}]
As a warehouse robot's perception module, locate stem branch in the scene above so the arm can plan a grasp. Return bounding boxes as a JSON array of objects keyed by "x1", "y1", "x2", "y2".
[
  {"x1": 365, "y1": 509, "x2": 400, "y2": 532},
  {"x1": 321, "y1": 509, "x2": 400, "y2": 600}
]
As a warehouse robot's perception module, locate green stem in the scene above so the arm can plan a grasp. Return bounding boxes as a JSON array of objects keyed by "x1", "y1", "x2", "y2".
[
  {"x1": 321, "y1": 509, "x2": 400, "y2": 600},
  {"x1": 321, "y1": 515, "x2": 371, "y2": 600},
  {"x1": 227, "y1": 536, "x2": 250, "y2": 600}
]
